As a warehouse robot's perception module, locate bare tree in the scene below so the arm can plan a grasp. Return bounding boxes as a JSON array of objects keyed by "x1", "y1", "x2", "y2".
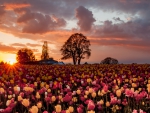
[{"x1": 60, "y1": 33, "x2": 91, "y2": 65}]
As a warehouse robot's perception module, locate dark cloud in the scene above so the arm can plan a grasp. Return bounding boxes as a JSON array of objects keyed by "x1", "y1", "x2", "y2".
[
  {"x1": 76, "y1": 6, "x2": 95, "y2": 31},
  {"x1": 89, "y1": 19, "x2": 150, "y2": 53},
  {"x1": 0, "y1": 6, "x2": 5, "y2": 15},
  {"x1": 16, "y1": 9, "x2": 66, "y2": 34},
  {"x1": 0, "y1": 5, "x2": 5, "y2": 22},
  {"x1": 113, "y1": 17, "x2": 124, "y2": 23}
]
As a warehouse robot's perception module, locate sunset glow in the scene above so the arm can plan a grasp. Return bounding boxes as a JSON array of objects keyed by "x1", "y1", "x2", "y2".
[
  {"x1": 0, "y1": 0, "x2": 149, "y2": 64},
  {"x1": 8, "y1": 59, "x2": 16, "y2": 65}
]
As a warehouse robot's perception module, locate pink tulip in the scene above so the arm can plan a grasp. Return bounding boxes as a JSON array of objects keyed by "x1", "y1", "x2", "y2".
[
  {"x1": 77, "y1": 106, "x2": 83, "y2": 113},
  {"x1": 20, "y1": 92, "x2": 24, "y2": 97},
  {"x1": 117, "y1": 99, "x2": 121, "y2": 104},
  {"x1": 132, "y1": 109, "x2": 138, "y2": 113},
  {"x1": 97, "y1": 105, "x2": 102, "y2": 110},
  {"x1": 63, "y1": 94, "x2": 72, "y2": 102},
  {"x1": 61, "y1": 110, "x2": 66, "y2": 113},
  {"x1": 3, "y1": 107, "x2": 12, "y2": 113},
  {"x1": 110, "y1": 97, "x2": 118, "y2": 105},
  {"x1": 80, "y1": 96, "x2": 85, "y2": 102},
  {"x1": 125, "y1": 89, "x2": 134, "y2": 97},
  {"x1": 139, "y1": 109, "x2": 146, "y2": 113},
  {"x1": 122, "y1": 99, "x2": 128, "y2": 106},
  {"x1": 45, "y1": 97, "x2": 51, "y2": 103},
  {"x1": 43, "y1": 111, "x2": 48, "y2": 113},
  {"x1": 103, "y1": 85, "x2": 108, "y2": 92},
  {"x1": 87, "y1": 100, "x2": 95, "y2": 110}
]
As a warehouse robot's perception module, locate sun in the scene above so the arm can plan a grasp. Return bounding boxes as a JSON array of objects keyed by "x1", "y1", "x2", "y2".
[{"x1": 7, "y1": 59, "x2": 16, "y2": 65}]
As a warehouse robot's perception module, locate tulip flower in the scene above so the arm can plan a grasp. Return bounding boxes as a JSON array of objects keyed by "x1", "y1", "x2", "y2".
[
  {"x1": 22, "y1": 99, "x2": 30, "y2": 107},
  {"x1": 18, "y1": 95, "x2": 23, "y2": 101},
  {"x1": 77, "y1": 106, "x2": 83, "y2": 113},
  {"x1": 68, "y1": 106, "x2": 74, "y2": 112},
  {"x1": 89, "y1": 88, "x2": 94, "y2": 93},
  {"x1": 36, "y1": 92, "x2": 41, "y2": 99},
  {"x1": 77, "y1": 89, "x2": 81, "y2": 95},
  {"x1": 55, "y1": 104, "x2": 61, "y2": 113},
  {"x1": 51, "y1": 96, "x2": 56, "y2": 102},
  {"x1": 0, "y1": 87, "x2": 4, "y2": 94},
  {"x1": 30, "y1": 106, "x2": 38, "y2": 113},
  {"x1": 106, "y1": 101, "x2": 110, "y2": 107},
  {"x1": 37, "y1": 101, "x2": 42, "y2": 108},
  {"x1": 91, "y1": 92, "x2": 96, "y2": 98},
  {"x1": 99, "y1": 99, "x2": 104, "y2": 105},
  {"x1": 116, "y1": 89, "x2": 122, "y2": 97},
  {"x1": 87, "y1": 100, "x2": 95, "y2": 110}
]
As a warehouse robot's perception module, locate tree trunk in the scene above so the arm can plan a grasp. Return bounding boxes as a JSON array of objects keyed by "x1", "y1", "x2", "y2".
[
  {"x1": 73, "y1": 56, "x2": 76, "y2": 65},
  {"x1": 78, "y1": 58, "x2": 81, "y2": 65}
]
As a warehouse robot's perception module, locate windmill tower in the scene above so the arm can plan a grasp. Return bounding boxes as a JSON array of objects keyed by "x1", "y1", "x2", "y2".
[{"x1": 41, "y1": 41, "x2": 49, "y2": 60}]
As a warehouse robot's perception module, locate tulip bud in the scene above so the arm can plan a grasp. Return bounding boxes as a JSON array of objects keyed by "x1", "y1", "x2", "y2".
[
  {"x1": 51, "y1": 96, "x2": 56, "y2": 102},
  {"x1": 36, "y1": 92, "x2": 40, "y2": 99},
  {"x1": 22, "y1": 99, "x2": 30, "y2": 107},
  {"x1": 89, "y1": 88, "x2": 94, "y2": 93},
  {"x1": 116, "y1": 89, "x2": 121, "y2": 97},
  {"x1": 77, "y1": 89, "x2": 81, "y2": 95},
  {"x1": 106, "y1": 101, "x2": 110, "y2": 107},
  {"x1": 91, "y1": 92, "x2": 96, "y2": 98},
  {"x1": 29, "y1": 105, "x2": 38, "y2": 113},
  {"x1": 99, "y1": 99, "x2": 104, "y2": 105},
  {"x1": 68, "y1": 106, "x2": 74, "y2": 112},
  {"x1": 37, "y1": 101, "x2": 42, "y2": 108},
  {"x1": 85, "y1": 90, "x2": 89, "y2": 95},
  {"x1": 55, "y1": 104, "x2": 61, "y2": 113},
  {"x1": 18, "y1": 95, "x2": 23, "y2": 101}
]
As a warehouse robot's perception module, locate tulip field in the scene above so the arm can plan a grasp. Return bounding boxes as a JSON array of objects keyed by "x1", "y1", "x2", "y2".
[{"x1": 0, "y1": 64, "x2": 150, "y2": 113}]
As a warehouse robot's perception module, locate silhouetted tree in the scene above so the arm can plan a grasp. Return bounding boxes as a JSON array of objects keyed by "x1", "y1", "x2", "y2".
[
  {"x1": 60, "y1": 33, "x2": 91, "y2": 65},
  {"x1": 100, "y1": 57, "x2": 118, "y2": 64},
  {"x1": 16, "y1": 48, "x2": 35, "y2": 64},
  {"x1": 0, "y1": 61, "x2": 4, "y2": 65},
  {"x1": 41, "y1": 41, "x2": 49, "y2": 60}
]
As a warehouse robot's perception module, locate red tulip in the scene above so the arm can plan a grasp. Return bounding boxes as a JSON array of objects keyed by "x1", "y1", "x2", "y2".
[
  {"x1": 87, "y1": 100, "x2": 95, "y2": 110},
  {"x1": 77, "y1": 106, "x2": 83, "y2": 113}
]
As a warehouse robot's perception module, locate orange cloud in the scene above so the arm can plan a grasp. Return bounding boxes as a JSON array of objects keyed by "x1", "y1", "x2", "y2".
[
  {"x1": 0, "y1": 43, "x2": 17, "y2": 53},
  {"x1": 4, "y1": 3, "x2": 30, "y2": 10}
]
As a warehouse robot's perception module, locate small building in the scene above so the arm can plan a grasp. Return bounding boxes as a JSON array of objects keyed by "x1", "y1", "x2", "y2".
[
  {"x1": 39, "y1": 58, "x2": 58, "y2": 65},
  {"x1": 39, "y1": 58, "x2": 65, "y2": 65}
]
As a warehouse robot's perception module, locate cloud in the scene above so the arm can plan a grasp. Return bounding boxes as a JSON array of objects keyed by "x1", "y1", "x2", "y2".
[
  {"x1": 26, "y1": 43, "x2": 41, "y2": 47},
  {"x1": 4, "y1": 3, "x2": 30, "y2": 10},
  {"x1": 0, "y1": 43, "x2": 17, "y2": 53},
  {"x1": 0, "y1": 5, "x2": 5, "y2": 22},
  {"x1": 75, "y1": 6, "x2": 95, "y2": 31},
  {"x1": 16, "y1": 9, "x2": 67, "y2": 34},
  {"x1": 89, "y1": 19, "x2": 150, "y2": 52},
  {"x1": 0, "y1": 5, "x2": 5, "y2": 16},
  {"x1": 0, "y1": 0, "x2": 150, "y2": 63},
  {"x1": 11, "y1": 43, "x2": 26, "y2": 47}
]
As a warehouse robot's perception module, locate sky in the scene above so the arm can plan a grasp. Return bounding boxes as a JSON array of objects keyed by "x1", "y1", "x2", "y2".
[{"x1": 0, "y1": 0, "x2": 150, "y2": 64}]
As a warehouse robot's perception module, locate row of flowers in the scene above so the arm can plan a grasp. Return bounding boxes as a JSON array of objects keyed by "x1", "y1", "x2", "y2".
[{"x1": 0, "y1": 64, "x2": 150, "y2": 113}]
